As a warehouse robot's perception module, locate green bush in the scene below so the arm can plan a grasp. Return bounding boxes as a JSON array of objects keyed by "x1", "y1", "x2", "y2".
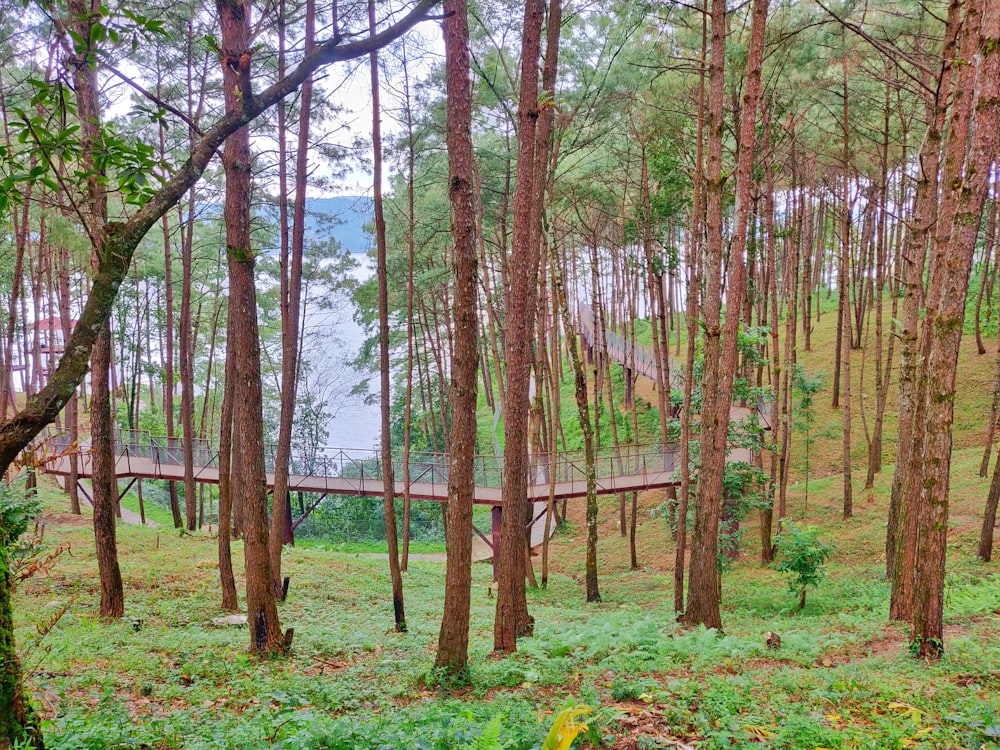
[{"x1": 775, "y1": 522, "x2": 832, "y2": 612}]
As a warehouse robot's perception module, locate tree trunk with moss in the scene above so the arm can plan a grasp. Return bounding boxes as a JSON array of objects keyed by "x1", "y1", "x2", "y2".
[
  {"x1": 0, "y1": 566, "x2": 43, "y2": 749},
  {"x1": 686, "y1": 0, "x2": 766, "y2": 628},
  {"x1": 910, "y1": 0, "x2": 998, "y2": 659},
  {"x1": 436, "y1": 0, "x2": 477, "y2": 671}
]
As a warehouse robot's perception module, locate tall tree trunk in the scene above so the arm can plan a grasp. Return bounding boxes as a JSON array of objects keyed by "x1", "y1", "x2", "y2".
[
  {"x1": 888, "y1": 0, "x2": 962, "y2": 615},
  {"x1": 270, "y1": 0, "x2": 314, "y2": 597},
  {"x1": 840, "y1": 61, "x2": 854, "y2": 520},
  {"x1": 160, "y1": 150, "x2": 182, "y2": 529},
  {"x1": 551, "y1": 236, "x2": 599, "y2": 603},
  {"x1": 0, "y1": 564, "x2": 43, "y2": 748},
  {"x1": 217, "y1": 0, "x2": 284, "y2": 653},
  {"x1": 980, "y1": 443, "x2": 1000, "y2": 561},
  {"x1": 399, "y1": 42, "x2": 418, "y2": 573},
  {"x1": 370, "y1": 0, "x2": 406, "y2": 632},
  {"x1": 494, "y1": 0, "x2": 546, "y2": 653},
  {"x1": 57, "y1": 246, "x2": 80, "y2": 515},
  {"x1": 217, "y1": 330, "x2": 239, "y2": 613},
  {"x1": 436, "y1": 0, "x2": 477, "y2": 671},
  {"x1": 910, "y1": 0, "x2": 997, "y2": 659},
  {"x1": 685, "y1": 0, "x2": 767, "y2": 628},
  {"x1": 676, "y1": 0, "x2": 707, "y2": 613},
  {"x1": 760, "y1": 112, "x2": 783, "y2": 562},
  {"x1": 65, "y1": 0, "x2": 124, "y2": 619}
]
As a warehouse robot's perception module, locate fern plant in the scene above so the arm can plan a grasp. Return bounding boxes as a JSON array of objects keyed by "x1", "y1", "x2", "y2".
[{"x1": 460, "y1": 714, "x2": 505, "y2": 750}]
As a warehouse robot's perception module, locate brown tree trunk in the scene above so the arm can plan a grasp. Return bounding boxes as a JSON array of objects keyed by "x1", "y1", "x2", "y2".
[
  {"x1": 888, "y1": 0, "x2": 962, "y2": 615},
  {"x1": 370, "y1": 0, "x2": 406, "y2": 632},
  {"x1": 65, "y1": 0, "x2": 125, "y2": 619},
  {"x1": 57, "y1": 246, "x2": 80, "y2": 515},
  {"x1": 551, "y1": 235, "x2": 599, "y2": 603},
  {"x1": 179, "y1": 195, "x2": 197, "y2": 533},
  {"x1": 270, "y1": 0, "x2": 314, "y2": 597},
  {"x1": 676, "y1": 0, "x2": 707, "y2": 613},
  {"x1": 217, "y1": 0, "x2": 284, "y2": 653},
  {"x1": 0, "y1": 564, "x2": 43, "y2": 748},
  {"x1": 983, "y1": 334, "x2": 1000, "y2": 478},
  {"x1": 399, "y1": 45, "x2": 418, "y2": 573},
  {"x1": 839, "y1": 66, "x2": 854, "y2": 520},
  {"x1": 160, "y1": 145, "x2": 183, "y2": 530},
  {"x1": 494, "y1": 0, "x2": 546, "y2": 653},
  {"x1": 761, "y1": 109, "x2": 784, "y2": 562},
  {"x1": 980, "y1": 444, "x2": 1000, "y2": 561},
  {"x1": 436, "y1": 0, "x2": 478, "y2": 671},
  {"x1": 685, "y1": 0, "x2": 767, "y2": 628},
  {"x1": 911, "y1": 0, "x2": 997, "y2": 659},
  {"x1": 91, "y1": 324, "x2": 124, "y2": 619},
  {"x1": 217, "y1": 330, "x2": 239, "y2": 613}
]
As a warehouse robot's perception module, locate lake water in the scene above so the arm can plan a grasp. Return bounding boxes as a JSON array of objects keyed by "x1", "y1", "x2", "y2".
[{"x1": 305, "y1": 251, "x2": 382, "y2": 453}]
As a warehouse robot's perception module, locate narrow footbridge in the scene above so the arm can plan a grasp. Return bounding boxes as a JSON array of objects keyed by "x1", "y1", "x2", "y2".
[
  {"x1": 578, "y1": 303, "x2": 684, "y2": 394},
  {"x1": 42, "y1": 429, "x2": 681, "y2": 505}
]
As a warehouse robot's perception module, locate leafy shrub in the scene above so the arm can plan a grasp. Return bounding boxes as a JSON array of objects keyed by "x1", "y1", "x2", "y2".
[{"x1": 775, "y1": 522, "x2": 832, "y2": 611}]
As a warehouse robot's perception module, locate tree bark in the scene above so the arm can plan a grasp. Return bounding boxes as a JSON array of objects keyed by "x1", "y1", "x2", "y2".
[
  {"x1": 217, "y1": 331, "x2": 239, "y2": 613},
  {"x1": 685, "y1": 0, "x2": 767, "y2": 628},
  {"x1": 911, "y1": 0, "x2": 997, "y2": 659},
  {"x1": 435, "y1": 0, "x2": 478, "y2": 672},
  {"x1": 676, "y1": 0, "x2": 707, "y2": 613},
  {"x1": 887, "y1": 0, "x2": 961, "y2": 610},
  {"x1": 65, "y1": 0, "x2": 125, "y2": 619},
  {"x1": 840, "y1": 63, "x2": 854, "y2": 520},
  {"x1": 0, "y1": 565, "x2": 43, "y2": 748},
  {"x1": 270, "y1": 0, "x2": 315, "y2": 598},
  {"x1": 370, "y1": 0, "x2": 406, "y2": 633},
  {"x1": 217, "y1": 0, "x2": 284, "y2": 653},
  {"x1": 494, "y1": 0, "x2": 546, "y2": 653},
  {"x1": 980, "y1": 443, "x2": 1000, "y2": 561}
]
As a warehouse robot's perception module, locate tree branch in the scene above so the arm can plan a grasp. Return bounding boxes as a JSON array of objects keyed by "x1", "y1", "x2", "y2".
[
  {"x1": 0, "y1": 0, "x2": 440, "y2": 472},
  {"x1": 814, "y1": 0, "x2": 936, "y2": 97},
  {"x1": 106, "y1": 66, "x2": 204, "y2": 136}
]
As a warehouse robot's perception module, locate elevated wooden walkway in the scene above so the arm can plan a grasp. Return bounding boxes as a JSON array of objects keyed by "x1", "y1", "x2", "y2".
[
  {"x1": 40, "y1": 304, "x2": 769, "y2": 567},
  {"x1": 42, "y1": 431, "x2": 682, "y2": 505}
]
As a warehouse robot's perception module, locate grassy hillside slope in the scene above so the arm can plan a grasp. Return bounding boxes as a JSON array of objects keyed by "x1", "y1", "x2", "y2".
[{"x1": 12, "y1": 298, "x2": 1000, "y2": 749}]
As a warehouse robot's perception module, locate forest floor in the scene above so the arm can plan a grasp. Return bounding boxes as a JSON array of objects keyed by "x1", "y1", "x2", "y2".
[
  {"x1": 14, "y1": 439, "x2": 1000, "y2": 749},
  {"x1": 14, "y1": 301, "x2": 1000, "y2": 748}
]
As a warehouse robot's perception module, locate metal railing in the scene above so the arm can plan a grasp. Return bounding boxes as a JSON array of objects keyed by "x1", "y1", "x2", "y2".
[
  {"x1": 41, "y1": 427, "x2": 682, "y2": 492},
  {"x1": 578, "y1": 304, "x2": 685, "y2": 391}
]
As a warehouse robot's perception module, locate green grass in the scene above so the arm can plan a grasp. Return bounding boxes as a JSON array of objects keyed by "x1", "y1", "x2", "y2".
[
  {"x1": 118, "y1": 484, "x2": 178, "y2": 528},
  {"x1": 13, "y1": 289, "x2": 1000, "y2": 749},
  {"x1": 296, "y1": 538, "x2": 446, "y2": 554},
  {"x1": 14, "y1": 440, "x2": 1000, "y2": 750}
]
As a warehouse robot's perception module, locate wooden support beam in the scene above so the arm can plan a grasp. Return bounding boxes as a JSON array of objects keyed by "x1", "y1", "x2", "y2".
[
  {"x1": 76, "y1": 479, "x2": 93, "y2": 506},
  {"x1": 290, "y1": 493, "x2": 328, "y2": 533},
  {"x1": 116, "y1": 477, "x2": 137, "y2": 504},
  {"x1": 526, "y1": 505, "x2": 547, "y2": 530},
  {"x1": 472, "y1": 523, "x2": 492, "y2": 549}
]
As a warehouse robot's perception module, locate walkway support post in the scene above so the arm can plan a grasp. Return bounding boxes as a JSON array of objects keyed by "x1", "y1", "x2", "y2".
[{"x1": 491, "y1": 506, "x2": 502, "y2": 581}]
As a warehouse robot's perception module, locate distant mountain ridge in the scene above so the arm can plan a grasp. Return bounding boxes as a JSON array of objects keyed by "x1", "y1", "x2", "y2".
[{"x1": 304, "y1": 196, "x2": 373, "y2": 255}]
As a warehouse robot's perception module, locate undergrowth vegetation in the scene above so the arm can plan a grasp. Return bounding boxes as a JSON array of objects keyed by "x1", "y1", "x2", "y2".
[{"x1": 13, "y1": 441, "x2": 1000, "y2": 748}]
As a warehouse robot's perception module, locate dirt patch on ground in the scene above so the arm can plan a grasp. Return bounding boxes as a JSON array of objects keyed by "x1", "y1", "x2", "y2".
[
  {"x1": 591, "y1": 700, "x2": 697, "y2": 750},
  {"x1": 356, "y1": 552, "x2": 447, "y2": 563},
  {"x1": 38, "y1": 510, "x2": 91, "y2": 527}
]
